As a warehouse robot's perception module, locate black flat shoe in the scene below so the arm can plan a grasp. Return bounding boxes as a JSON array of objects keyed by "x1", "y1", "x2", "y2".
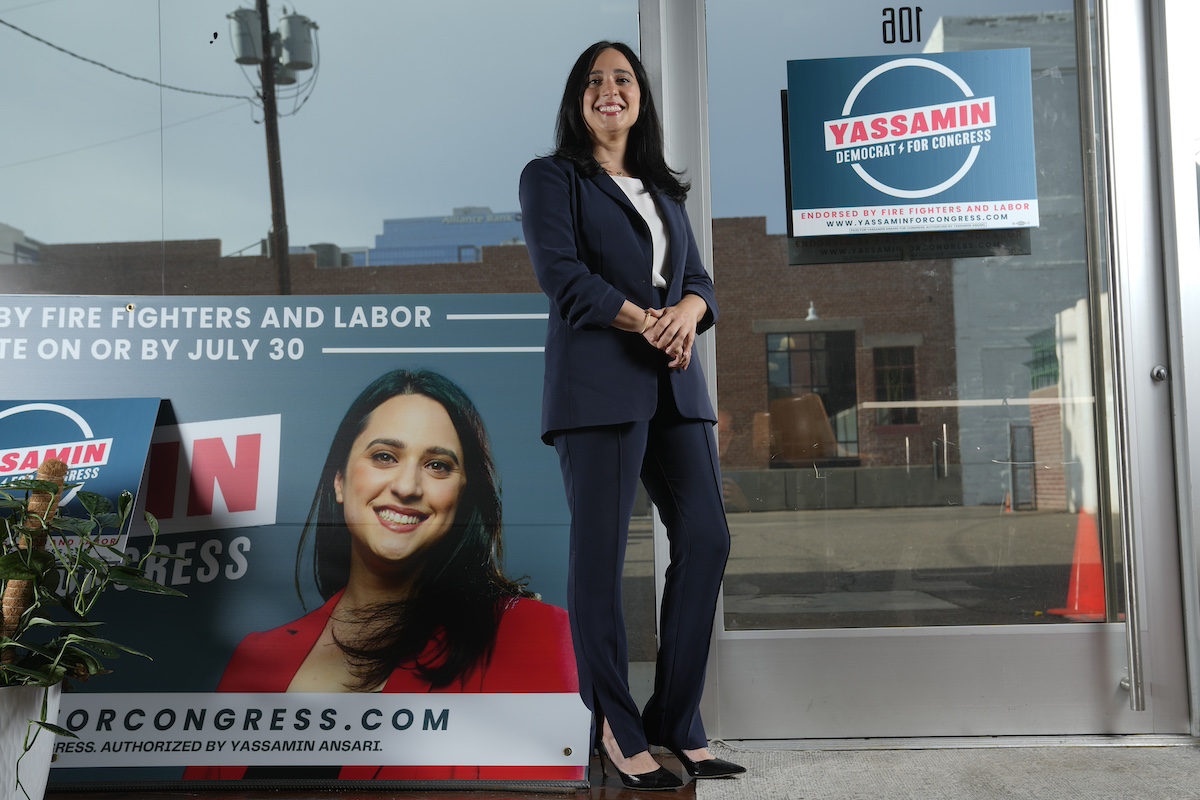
[
  {"x1": 667, "y1": 747, "x2": 747, "y2": 779},
  {"x1": 597, "y1": 743, "x2": 684, "y2": 791}
]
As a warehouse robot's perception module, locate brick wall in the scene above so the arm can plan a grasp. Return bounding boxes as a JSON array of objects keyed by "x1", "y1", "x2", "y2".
[
  {"x1": 1029, "y1": 385, "x2": 1066, "y2": 511},
  {"x1": 6, "y1": 239, "x2": 541, "y2": 297},
  {"x1": 710, "y1": 218, "x2": 958, "y2": 470}
]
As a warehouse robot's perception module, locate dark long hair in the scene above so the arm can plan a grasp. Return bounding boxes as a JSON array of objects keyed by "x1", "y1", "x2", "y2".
[
  {"x1": 295, "y1": 369, "x2": 532, "y2": 689},
  {"x1": 552, "y1": 40, "x2": 689, "y2": 201}
]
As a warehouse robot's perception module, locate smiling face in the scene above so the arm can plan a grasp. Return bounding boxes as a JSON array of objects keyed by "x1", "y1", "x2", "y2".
[
  {"x1": 582, "y1": 47, "x2": 641, "y2": 142},
  {"x1": 334, "y1": 393, "x2": 467, "y2": 581}
]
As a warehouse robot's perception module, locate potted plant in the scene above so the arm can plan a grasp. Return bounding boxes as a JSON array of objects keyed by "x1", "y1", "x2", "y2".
[{"x1": 1, "y1": 458, "x2": 183, "y2": 800}]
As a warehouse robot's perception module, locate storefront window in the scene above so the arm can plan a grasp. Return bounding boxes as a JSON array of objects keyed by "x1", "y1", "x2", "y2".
[
  {"x1": 2, "y1": 5, "x2": 642, "y2": 786},
  {"x1": 707, "y1": 0, "x2": 1113, "y2": 630}
]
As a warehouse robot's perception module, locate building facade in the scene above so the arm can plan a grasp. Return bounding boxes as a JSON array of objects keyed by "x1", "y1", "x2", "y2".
[{"x1": 344, "y1": 207, "x2": 524, "y2": 267}]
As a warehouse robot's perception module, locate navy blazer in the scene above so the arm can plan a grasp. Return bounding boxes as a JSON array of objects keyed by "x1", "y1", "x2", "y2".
[{"x1": 519, "y1": 156, "x2": 718, "y2": 442}]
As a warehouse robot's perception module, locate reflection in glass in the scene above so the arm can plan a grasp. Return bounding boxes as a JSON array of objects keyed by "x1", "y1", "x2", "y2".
[
  {"x1": 873, "y1": 347, "x2": 918, "y2": 426},
  {"x1": 0, "y1": 4, "x2": 638, "y2": 290},
  {"x1": 708, "y1": 1, "x2": 1114, "y2": 630}
]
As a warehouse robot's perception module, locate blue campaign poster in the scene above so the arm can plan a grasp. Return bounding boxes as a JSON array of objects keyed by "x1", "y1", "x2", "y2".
[
  {"x1": 0, "y1": 294, "x2": 588, "y2": 788},
  {"x1": 786, "y1": 49, "x2": 1038, "y2": 236},
  {"x1": 0, "y1": 398, "x2": 159, "y2": 544}
]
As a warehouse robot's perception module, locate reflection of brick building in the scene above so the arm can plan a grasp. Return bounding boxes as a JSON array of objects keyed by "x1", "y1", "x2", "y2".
[
  {"x1": 711, "y1": 218, "x2": 957, "y2": 473},
  {"x1": 1029, "y1": 385, "x2": 1067, "y2": 511},
  {"x1": 348, "y1": 207, "x2": 525, "y2": 266},
  {"x1": 8, "y1": 239, "x2": 537, "y2": 297},
  {"x1": 9, "y1": 219, "x2": 959, "y2": 505}
]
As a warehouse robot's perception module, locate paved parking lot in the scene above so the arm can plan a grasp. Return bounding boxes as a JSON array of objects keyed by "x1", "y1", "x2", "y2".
[{"x1": 622, "y1": 505, "x2": 1093, "y2": 660}]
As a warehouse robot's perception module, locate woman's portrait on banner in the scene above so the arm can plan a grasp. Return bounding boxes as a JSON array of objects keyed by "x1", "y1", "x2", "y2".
[{"x1": 186, "y1": 368, "x2": 578, "y2": 782}]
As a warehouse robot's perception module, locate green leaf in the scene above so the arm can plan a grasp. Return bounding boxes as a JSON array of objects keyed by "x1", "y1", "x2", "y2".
[
  {"x1": 0, "y1": 551, "x2": 39, "y2": 580},
  {"x1": 3, "y1": 479, "x2": 64, "y2": 494},
  {"x1": 7, "y1": 549, "x2": 58, "y2": 587},
  {"x1": 13, "y1": 640, "x2": 65, "y2": 664},
  {"x1": 117, "y1": 491, "x2": 135, "y2": 525},
  {"x1": 0, "y1": 663, "x2": 64, "y2": 684},
  {"x1": 143, "y1": 510, "x2": 160, "y2": 537},
  {"x1": 77, "y1": 491, "x2": 114, "y2": 517},
  {"x1": 106, "y1": 569, "x2": 186, "y2": 596},
  {"x1": 92, "y1": 511, "x2": 121, "y2": 530},
  {"x1": 34, "y1": 721, "x2": 79, "y2": 739},
  {"x1": 26, "y1": 617, "x2": 103, "y2": 629},
  {"x1": 66, "y1": 637, "x2": 119, "y2": 660},
  {"x1": 52, "y1": 517, "x2": 95, "y2": 536},
  {"x1": 72, "y1": 548, "x2": 109, "y2": 574},
  {"x1": 67, "y1": 635, "x2": 152, "y2": 660},
  {"x1": 63, "y1": 646, "x2": 108, "y2": 673},
  {"x1": 140, "y1": 550, "x2": 185, "y2": 561},
  {"x1": 37, "y1": 563, "x2": 65, "y2": 593}
]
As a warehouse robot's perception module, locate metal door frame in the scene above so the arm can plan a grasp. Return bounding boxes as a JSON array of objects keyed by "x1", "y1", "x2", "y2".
[
  {"x1": 1149, "y1": 0, "x2": 1200, "y2": 738},
  {"x1": 640, "y1": 0, "x2": 1193, "y2": 740}
]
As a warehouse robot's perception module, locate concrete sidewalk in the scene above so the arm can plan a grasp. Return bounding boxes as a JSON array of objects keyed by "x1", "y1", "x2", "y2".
[{"x1": 700, "y1": 739, "x2": 1200, "y2": 799}]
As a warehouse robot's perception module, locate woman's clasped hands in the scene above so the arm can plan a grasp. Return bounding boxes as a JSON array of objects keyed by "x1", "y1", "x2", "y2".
[{"x1": 641, "y1": 294, "x2": 707, "y2": 371}]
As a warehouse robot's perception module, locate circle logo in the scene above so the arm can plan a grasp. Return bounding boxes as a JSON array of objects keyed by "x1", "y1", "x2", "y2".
[
  {"x1": 0, "y1": 402, "x2": 101, "y2": 503},
  {"x1": 838, "y1": 58, "x2": 982, "y2": 199}
]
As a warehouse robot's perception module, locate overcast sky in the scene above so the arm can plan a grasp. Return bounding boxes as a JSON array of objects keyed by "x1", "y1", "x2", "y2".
[{"x1": 0, "y1": 0, "x2": 1071, "y2": 254}]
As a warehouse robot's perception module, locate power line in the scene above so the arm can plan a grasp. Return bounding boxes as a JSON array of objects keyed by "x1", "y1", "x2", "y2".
[
  {"x1": 0, "y1": 16, "x2": 254, "y2": 101},
  {"x1": 223, "y1": 239, "x2": 266, "y2": 258},
  {"x1": 0, "y1": 103, "x2": 247, "y2": 170},
  {"x1": 0, "y1": 0, "x2": 63, "y2": 13}
]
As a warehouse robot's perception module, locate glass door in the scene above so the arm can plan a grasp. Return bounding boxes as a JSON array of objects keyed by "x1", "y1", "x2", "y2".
[{"x1": 701, "y1": 0, "x2": 1189, "y2": 738}]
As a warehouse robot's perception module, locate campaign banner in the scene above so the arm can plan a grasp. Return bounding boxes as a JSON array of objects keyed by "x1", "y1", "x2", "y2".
[
  {"x1": 55, "y1": 693, "x2": 584, "y2": 768},
  {"x1": 787, "y1": 49, "x2": 1038, "y2": 236},
  {"x1": 0, "y1": 398, "x2": 159, "y2": 550},
  {"x1": 0, "y1": 294, "x2": 588, "y2": 787}
]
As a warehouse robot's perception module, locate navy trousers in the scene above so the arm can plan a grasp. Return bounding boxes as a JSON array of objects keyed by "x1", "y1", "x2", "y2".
[{"x1": 553, "y1": 374, "x2": 731, "y2": 758}]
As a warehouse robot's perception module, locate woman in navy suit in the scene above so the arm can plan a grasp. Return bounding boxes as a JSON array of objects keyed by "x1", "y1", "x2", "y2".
[{"x1": 519, "y1": 41, "x2": 744, "y2": 790}]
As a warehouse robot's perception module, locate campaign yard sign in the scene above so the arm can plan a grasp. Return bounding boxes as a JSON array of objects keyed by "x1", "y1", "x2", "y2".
[
  {"x1": 0, "y1": 398, "x2": 159, "y2": 550},
  {"x1": 0, "y1": 294, "x2": 588, "y2": 790},
  {"x1": 787, "y1": 49, "x2": 1038, "y2": 237}
]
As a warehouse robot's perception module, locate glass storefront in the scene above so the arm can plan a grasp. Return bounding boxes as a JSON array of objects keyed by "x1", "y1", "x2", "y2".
[
  {"x1": 705, "y1": 0, "x2": 1121, "y2": 631},
  {"x1": 2, "y1": 0, "x2": 1195, "y2": 751}
]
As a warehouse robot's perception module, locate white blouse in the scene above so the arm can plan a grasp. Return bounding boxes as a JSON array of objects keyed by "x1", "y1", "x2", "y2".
[{"x1": 610, "y1": 175, "x2": 669, "y2": 290}]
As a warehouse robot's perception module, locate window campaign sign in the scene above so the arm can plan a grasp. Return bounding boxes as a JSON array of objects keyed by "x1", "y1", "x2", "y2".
[
  {"x1": 0, "y1": 294, "x2": 589, "y2": 790},
  {"x1": 786, "y1": 49, "x2": 1038, "y2": 237}
]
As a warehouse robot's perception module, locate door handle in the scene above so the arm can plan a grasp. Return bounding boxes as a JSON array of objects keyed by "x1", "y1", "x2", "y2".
[{"x1": 1089, "y1": 0, "x2": 1144, "y2": 713}]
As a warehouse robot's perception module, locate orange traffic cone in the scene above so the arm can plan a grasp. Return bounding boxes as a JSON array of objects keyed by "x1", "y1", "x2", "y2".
[{"x1": 1047, "y1": 511, "x2": 1105, "y2": 621}]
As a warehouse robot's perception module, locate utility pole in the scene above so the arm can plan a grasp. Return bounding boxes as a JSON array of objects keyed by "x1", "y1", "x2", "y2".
[
  {"x1": 257, "y1": 0, "x2": 289, "y2": 294},
  {"x1": 229, "y1": 3, "x2": 315, "y2": 293}
]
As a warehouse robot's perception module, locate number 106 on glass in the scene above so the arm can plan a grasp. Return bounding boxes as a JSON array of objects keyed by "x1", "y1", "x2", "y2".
[{"x1": 882, "y1": 6, "x2": 923, "y2": 44}]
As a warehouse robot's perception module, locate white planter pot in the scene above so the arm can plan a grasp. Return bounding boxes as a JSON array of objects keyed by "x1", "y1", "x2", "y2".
[{"x1": 0, "y1": 684, "x2": 62, "y2": 800}]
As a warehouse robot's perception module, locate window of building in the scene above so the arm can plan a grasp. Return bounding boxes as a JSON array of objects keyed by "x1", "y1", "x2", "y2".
[
  {"x1": 873, "y1": 346, "x2": 918, "y2": 426},
  {"x1": 12, "y1": 243, "x2": 39, "y2": 264},
  {"x1": 1025, "y1": 328, "x2": 1059, "y2": 390},
  {"x1": 766, "y1": 330, "x2": 858, "y2": 459}
]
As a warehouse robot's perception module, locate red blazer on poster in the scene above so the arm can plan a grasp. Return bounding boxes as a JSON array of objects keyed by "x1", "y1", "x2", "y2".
[{"x1": 183, "y1": 590, "x2": 581, "y2": 782}]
